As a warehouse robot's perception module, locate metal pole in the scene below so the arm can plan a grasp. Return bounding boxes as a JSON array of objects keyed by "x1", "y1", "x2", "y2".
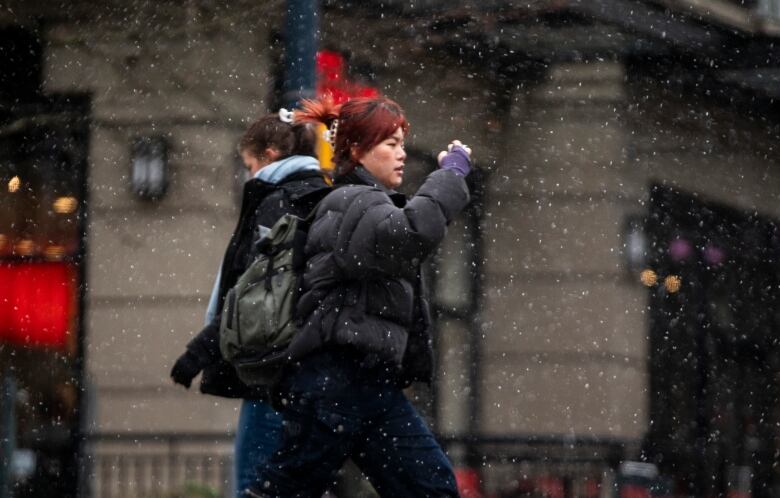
[
  {"x1": 283, "y1": 0, "x2": 319, "y2": 108},
  {"x1": 67, "y1": 94, "x2": 92, "y2": 498},
  {"x1": 694, "y1": 273, "x2": 710, "y2": 497},
  {"x1": 1, "y1": 371, "x2": 17, "y2": 498},
  {"x1": 465, "y1": 167, "x2": 487, "y2": 471}
]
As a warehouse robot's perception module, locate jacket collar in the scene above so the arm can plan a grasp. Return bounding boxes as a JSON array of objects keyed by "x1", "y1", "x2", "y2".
[
  {"x1": 337, "y1": 166, "x2": 406, "y2": 207},
  {"x1": 254, "y1": 155, "x2": 320, "y2": 184},
  {"x1": 242, "y1": 170, "x2": 328, "y2": 206},
  {"x1": 277, "y1": 170, "x2": 331, "y2": 200}
]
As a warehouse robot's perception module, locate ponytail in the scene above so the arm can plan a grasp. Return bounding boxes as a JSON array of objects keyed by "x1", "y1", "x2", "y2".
[{"x1": 294, "y1": 97, "x2": 341, "y2": 128}]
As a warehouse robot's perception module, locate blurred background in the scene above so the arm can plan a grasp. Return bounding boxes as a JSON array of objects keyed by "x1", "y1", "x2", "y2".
[{"x1": 2, "y1": 1, "x2": 780, "y2": 497}]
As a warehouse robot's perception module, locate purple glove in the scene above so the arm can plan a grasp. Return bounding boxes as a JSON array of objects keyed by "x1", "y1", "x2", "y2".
[{"x1": 439, "y1": 145, "x2": 472, "y2": 177}]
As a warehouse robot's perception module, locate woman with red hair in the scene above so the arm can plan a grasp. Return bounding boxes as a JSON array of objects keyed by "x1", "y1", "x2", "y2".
[{"x1": 246, "y1": 97, "x2": 472, "y2": 498}]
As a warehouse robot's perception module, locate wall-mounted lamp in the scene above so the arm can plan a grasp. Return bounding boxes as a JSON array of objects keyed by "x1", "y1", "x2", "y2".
[
  {"x1": 622, "y1": 214, "x2": 648, "y2": 276},
  {"x1": 131, "y1": 136, "x2": 168, "y2": 200}
]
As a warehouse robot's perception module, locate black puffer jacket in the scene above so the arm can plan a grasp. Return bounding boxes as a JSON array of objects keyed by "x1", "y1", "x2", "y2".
[
  {"x1": 287, "y1": 166, "x2": 470, "y2": 385},
  {"x1": 186, "y1": 169, "x2": 330, "y2": 398}
]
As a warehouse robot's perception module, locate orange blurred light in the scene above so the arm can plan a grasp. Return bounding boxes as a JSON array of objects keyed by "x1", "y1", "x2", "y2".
[
  {"x1": 53, "y1": 196, "x2": 78, "y2": 214},
  {"x1": 640, "y1": 269, "x2": 657, "y2": 287},
  {"x1": 14, "y1": 239, "x2": 35, "y2": 256},
  {"x1": 44, "y1": 245, "x2": 67, "y2": 260},
  {"x1": 664, "y1": 275, "x2": 682, "y2": 293},
  {"x1": 8, "y1": 175, "x2": 20, "y2": 193}
]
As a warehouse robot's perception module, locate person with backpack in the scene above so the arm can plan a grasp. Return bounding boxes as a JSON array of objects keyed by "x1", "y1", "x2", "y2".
[
  {"x1": 245, "y1": 96, "x2": 472, "y2": 498},
  {"x1": 169, "y1": 110, "x2": 330, "y2": 498}
]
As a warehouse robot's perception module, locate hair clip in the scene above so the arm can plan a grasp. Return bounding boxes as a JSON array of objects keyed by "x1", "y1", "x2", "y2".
[
  {"x1": 327, "y1": 119, "x2": 339, "y2": 148},
  {"x1": 278, "y1": 108, "x2": 294, "y2": 123}
]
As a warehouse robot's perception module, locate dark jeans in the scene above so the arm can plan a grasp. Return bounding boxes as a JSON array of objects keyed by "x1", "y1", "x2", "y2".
[
  {"x1": 235, "y1": 399, "x2": 283, "y2": 498},
  {"x1": 251, "y1": 351, "x2": 458, "y2": 498}
]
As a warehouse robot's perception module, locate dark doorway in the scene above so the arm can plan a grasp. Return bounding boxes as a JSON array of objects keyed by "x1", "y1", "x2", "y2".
[{"x1": 643, "y1": 185, "x2": 780, "y2": 498}]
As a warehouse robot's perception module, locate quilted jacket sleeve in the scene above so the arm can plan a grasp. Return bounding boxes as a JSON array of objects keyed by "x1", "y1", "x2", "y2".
[{"x1": 334, "y1": 169, "x2": 470, "y2": 276}]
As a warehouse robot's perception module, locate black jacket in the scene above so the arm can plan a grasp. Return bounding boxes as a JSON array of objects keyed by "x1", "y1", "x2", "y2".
[
  {"x1": 287, "y1": 166, "x2": 470, "y2": 385},
  {"x1": 187, "y1": 169, "x2": 330, "y2": 398}
]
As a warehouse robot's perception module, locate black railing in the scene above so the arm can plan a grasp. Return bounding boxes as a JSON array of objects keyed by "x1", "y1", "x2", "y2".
[{"x1": 440, "y1": 434, "x2": 636, "y2": 498}]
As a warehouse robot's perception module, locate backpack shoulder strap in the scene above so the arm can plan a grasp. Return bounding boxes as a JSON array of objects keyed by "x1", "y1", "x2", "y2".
[{"x1": 299, "y1": 183, "x2": 346, "y2": 228}]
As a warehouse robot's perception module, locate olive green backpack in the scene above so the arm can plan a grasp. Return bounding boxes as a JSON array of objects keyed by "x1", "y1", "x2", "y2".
[{"x1": 219, "y1": 213, "x2": 310, "y2": 387}]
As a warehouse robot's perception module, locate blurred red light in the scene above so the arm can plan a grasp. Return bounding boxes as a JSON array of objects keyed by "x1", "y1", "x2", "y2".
[
  {"x1": 0, "y1": 262, "x2": 76, "y2": 349},
  {"x1": 454, "y1": 468, "x2": 482, "y2": 498},
  {"x1": 316, "y1": 50, "x2": 380, "y2": 104},
  {"x1": 620, "y1": 484, "x2": 652, "y2": 498},
  {"x1": 316, "y1": 50, "x2": 345, "y2": 82},
  {"x1": 354, "y1": 85, "x2": 380, "y2": 99}
]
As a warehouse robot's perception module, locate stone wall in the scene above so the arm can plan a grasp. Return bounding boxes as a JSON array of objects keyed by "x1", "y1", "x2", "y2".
[{"x1": 406, "y1": 58, "x2": 780, "y2": 440}]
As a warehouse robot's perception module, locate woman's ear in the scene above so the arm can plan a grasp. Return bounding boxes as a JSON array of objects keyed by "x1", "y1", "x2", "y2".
[
  {"x1": 350, "y1": 145, "x2": 361, "y2": 163},
  {"x1": 264, "y1": 147, "x2": 282, "y2": 162}
]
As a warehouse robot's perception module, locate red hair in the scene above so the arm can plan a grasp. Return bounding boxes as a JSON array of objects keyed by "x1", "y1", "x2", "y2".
[{"x1": 296, "y1": 96, "x2": 409, "y2": 176}]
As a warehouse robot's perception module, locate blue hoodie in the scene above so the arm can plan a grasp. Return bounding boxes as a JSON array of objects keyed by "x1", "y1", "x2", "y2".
[
  {"x1": 204, "y1": 155, "x2": 321, "y2": 324},
  {"x1": 255, "y1": 155, "x2": 320, "y2": 184}
]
